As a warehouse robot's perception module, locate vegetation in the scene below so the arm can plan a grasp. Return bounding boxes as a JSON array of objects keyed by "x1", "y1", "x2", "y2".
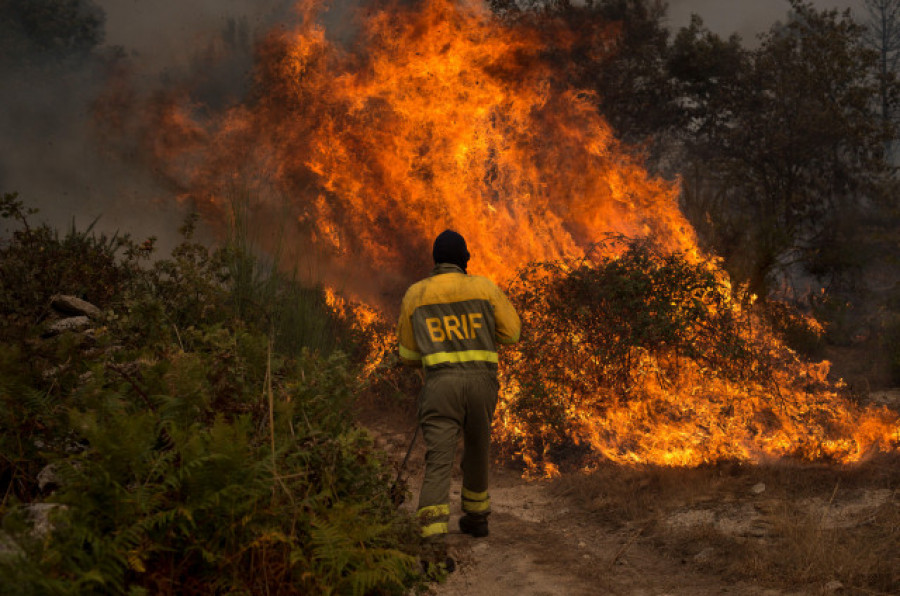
[
  {"x1": 497, "y1": 238, "x2": 755, "y2": 468},
  {"x1": 555, "y1": 458, "x2": 900, "y2": 594},
  {"x1": 495, "y1": 237, "x2": 900, "y2": 472},
  {"x1": 0, "y1": 193, "x2": 422, "y2": 594},
  {"x1": 490, "y1": 0, "x2": 900, "y2": 380},
  {"x1": 671, "y1": 2, "x2": 894, "y2": 298},
  {"x1": 0, "y1": 0, "x2": 106, "y2": 67}
]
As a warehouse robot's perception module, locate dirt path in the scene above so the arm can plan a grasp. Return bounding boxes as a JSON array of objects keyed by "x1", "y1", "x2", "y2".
[
  {"x1": 369, "y1": 423, "x2": 807, "y2": 596},
  {"x1": 430, "y1": 469, "x2": 802, "y2": 596}
]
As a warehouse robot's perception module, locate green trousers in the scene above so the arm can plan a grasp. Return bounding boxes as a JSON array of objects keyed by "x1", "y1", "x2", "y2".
[{"x1": 416, "y1": 369, "x2": 499, "y2": 540}]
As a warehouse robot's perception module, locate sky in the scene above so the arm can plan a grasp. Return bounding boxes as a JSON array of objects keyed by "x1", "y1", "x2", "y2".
[{"x1": 667, "y1": 0, "x2": 859, "y2": 39}]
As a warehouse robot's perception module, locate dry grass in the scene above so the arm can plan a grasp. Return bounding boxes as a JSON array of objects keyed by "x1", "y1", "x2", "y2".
[
  {"x1": 736, "y1": 499, "x2": 899, "y2": 593},
  {"x1": 553, "y1": 455, "x2": 900, "y2": 594}
]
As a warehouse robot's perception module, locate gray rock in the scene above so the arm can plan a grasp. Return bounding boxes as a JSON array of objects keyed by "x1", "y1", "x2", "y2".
[
  {"x1": 751, "y1": 482, "x2": 766, "y2": 495},
  {"x1": 41, "y1": 365, "x2": 64, "y2": 380},
  {"x1": 824, "y1": 580, "x2": 844, "y2": 593},
  {"x1": 37, "y1": 464, "x2": 60, "y2": 492},
  {"x1": 26, "y1": 503, "x2": 67, "y2": 538},
  {"x1": 51, "y1": 295, "x2": 101, "y2": 318},
  {"x1": 45, "y1": 316, "x2": 91, "y2": 336}
]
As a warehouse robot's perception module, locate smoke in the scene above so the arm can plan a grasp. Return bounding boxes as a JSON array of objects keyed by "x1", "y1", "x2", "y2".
[
  {"x1": 666, "y1": 0, "x2": 859, "y2": 41},
  {"x1": 0, "y1": 0, "x2": 296, "y2": 250},
  {"x1": 0, "y1": 0, "x2": 863, "y2": 253}
]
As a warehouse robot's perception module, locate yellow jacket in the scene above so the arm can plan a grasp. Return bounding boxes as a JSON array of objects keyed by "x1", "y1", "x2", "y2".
[{"x1": 397, "y1": 264, "x2": 521, "y2": 371}]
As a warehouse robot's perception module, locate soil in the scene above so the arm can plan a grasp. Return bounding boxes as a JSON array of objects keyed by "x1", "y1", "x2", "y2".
[
  {"x1": 363, "y1": 391, "x2": 900, "y2": 596},
  {"x1": 424, "y1": 470, "x2": 777, "y2": 596}
]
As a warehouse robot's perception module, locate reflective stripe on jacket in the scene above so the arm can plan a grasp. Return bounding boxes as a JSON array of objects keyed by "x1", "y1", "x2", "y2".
[{"x1": 397, "y1": 263, "x2": 521, "y2": 371}]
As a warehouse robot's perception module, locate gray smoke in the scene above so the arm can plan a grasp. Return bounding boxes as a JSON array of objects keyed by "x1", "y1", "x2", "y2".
[
  {"x1": 0, "y1": 0, "x2": 864, "y2": 248},
  {"x1": 666, "y1": 0, "x2": 860, "y2": 41},
  {"x1": 0, "y1": 0, "x2": 295, "y2": 248}
]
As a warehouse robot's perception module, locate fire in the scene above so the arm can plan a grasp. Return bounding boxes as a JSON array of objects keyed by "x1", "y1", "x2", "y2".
[
  {"x1": 124, "y1": 0, "x2": 694, "y2": 295},
  {"x1": 110, "y1": 0, "x2": 899, "y2": 468}
]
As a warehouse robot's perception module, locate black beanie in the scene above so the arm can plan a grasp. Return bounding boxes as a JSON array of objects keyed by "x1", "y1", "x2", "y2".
[{"x1": 432, "y1": 229, "x2": 470, "y2": 271}]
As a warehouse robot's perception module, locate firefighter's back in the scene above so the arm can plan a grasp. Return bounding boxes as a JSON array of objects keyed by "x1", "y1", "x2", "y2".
[{"x1": 398, "y1": 264, "x2": 520, "y2": 373}]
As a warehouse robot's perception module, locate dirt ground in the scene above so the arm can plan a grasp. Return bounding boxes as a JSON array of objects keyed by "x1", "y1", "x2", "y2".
[{"x1": 363, "y1": 389, "x2": 900, "y2": 596}]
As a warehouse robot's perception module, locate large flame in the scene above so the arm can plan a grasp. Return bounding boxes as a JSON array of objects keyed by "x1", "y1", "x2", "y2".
[
  {"x1": 126, "y1": 0, "x2": 695, "y2": 294},
  {"x1": 112, "y1": 0, "x2": 899, "y2": 467}
]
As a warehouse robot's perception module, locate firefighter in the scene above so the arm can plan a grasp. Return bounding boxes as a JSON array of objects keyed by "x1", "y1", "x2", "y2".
[{"x1": 397, "y1": 229, "x2": 521, "y2": 573}]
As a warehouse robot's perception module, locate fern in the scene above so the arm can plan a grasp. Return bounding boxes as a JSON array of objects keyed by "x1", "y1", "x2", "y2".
[
  {"x1": 309, "y1": 504, "x2": 418, "y2": 596},
  {"x1": 0, "y1": 196, "x2": 421, "y2": 595}
]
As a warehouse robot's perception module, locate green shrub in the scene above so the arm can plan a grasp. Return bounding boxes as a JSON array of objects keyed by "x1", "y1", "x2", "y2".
[
  {"x1": 0, "y1": 195, "x2": 421, "y2": 594},
  {"x1": 0, "y1": 192, "x2": 151, "y2": 343}
]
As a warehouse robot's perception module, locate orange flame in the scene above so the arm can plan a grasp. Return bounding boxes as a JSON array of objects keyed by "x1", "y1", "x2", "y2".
[
  {"x1": 118, "y1": 0, "x2": 899, "y2": 467},
  {"x1": 129, "y1": 0, "x2": 694, "y2": 295}
]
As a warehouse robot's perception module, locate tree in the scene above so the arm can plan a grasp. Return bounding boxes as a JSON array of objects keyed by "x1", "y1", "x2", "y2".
[
  {"x1": 673, "y1": 1, "x2": 895, "y2": 297},
  {"x1": 580, "y1": 0, "x2": 674, "y2": 148},
  {"x1": 862, "y1": 0, "x2": 900, "y2": 154},
  {"x1": 489, "y1": 0, "x2": 676, "y2": 154},
  {"x1": 0, "y1": 0, "x2": 105, "y2": 67}
]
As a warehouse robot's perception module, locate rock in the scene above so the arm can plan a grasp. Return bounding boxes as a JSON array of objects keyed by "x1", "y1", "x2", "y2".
[
  {"x1": 26, "y1": 503, "x2": 67, "y2": 538},
  {"x1": 751, "y1": 482, "x2": 766, "y2": 495},
  {"x1": 41, "y1": 365, "x2": 64, "y2": 380},
  {"x1": 51, "y1": 295, "x2": 101, "y2": 318},
  {"x1": 44, "y1": 316, "x2": 91, "y2": 337},
  {"x1": 824, "y1": 580, "x2": 844, "y2": 593},
  {"x1": 37, "y1": 464, "x2": 60, "y2": 493},
  {"x1": 693, "y1": 547, "x2": 716, "y2": 563},
  {"x1": 578, "y1": 541, "x2": 586, "y2": 548}
]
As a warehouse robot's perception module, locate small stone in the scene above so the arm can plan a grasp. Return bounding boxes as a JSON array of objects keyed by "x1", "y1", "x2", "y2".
[
  {"x1": 751, "y1": 482, "x2": 766, "y2": 495},
  {"x1": 45, "y1": 316, "x2": 91, "y2": 336},
  {"x1": 26, "y1": 503, "x2": 67, "y2": 538},
  {"x1": 37, "y1": 464, "x2": 60, "y2": 492},
  {"x1": 824, "y1": 580, "x2": 844, "y2": 593},
  {"x1": 582, "y1": 554, "x2": 590, "y2": 559},
  {"x1": 41, "y1": 365, "x2": 63, "y2": 380},
  {"x1": 51, "y1": 295, "x2": 101, "y2": 318},
  {"x1": 578, "y1": 541, "x2": 587, "y2": 548}
]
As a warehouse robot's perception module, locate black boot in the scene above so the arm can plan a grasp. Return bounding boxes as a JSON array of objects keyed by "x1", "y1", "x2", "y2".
[{"x1": 459, "y1": 513, "x2": 489, "y2": 538}]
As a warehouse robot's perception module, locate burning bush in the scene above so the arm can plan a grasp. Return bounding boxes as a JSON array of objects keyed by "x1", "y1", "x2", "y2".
[{"x1": 496, "y1": 238, "x2": 900, "y2": 473}]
